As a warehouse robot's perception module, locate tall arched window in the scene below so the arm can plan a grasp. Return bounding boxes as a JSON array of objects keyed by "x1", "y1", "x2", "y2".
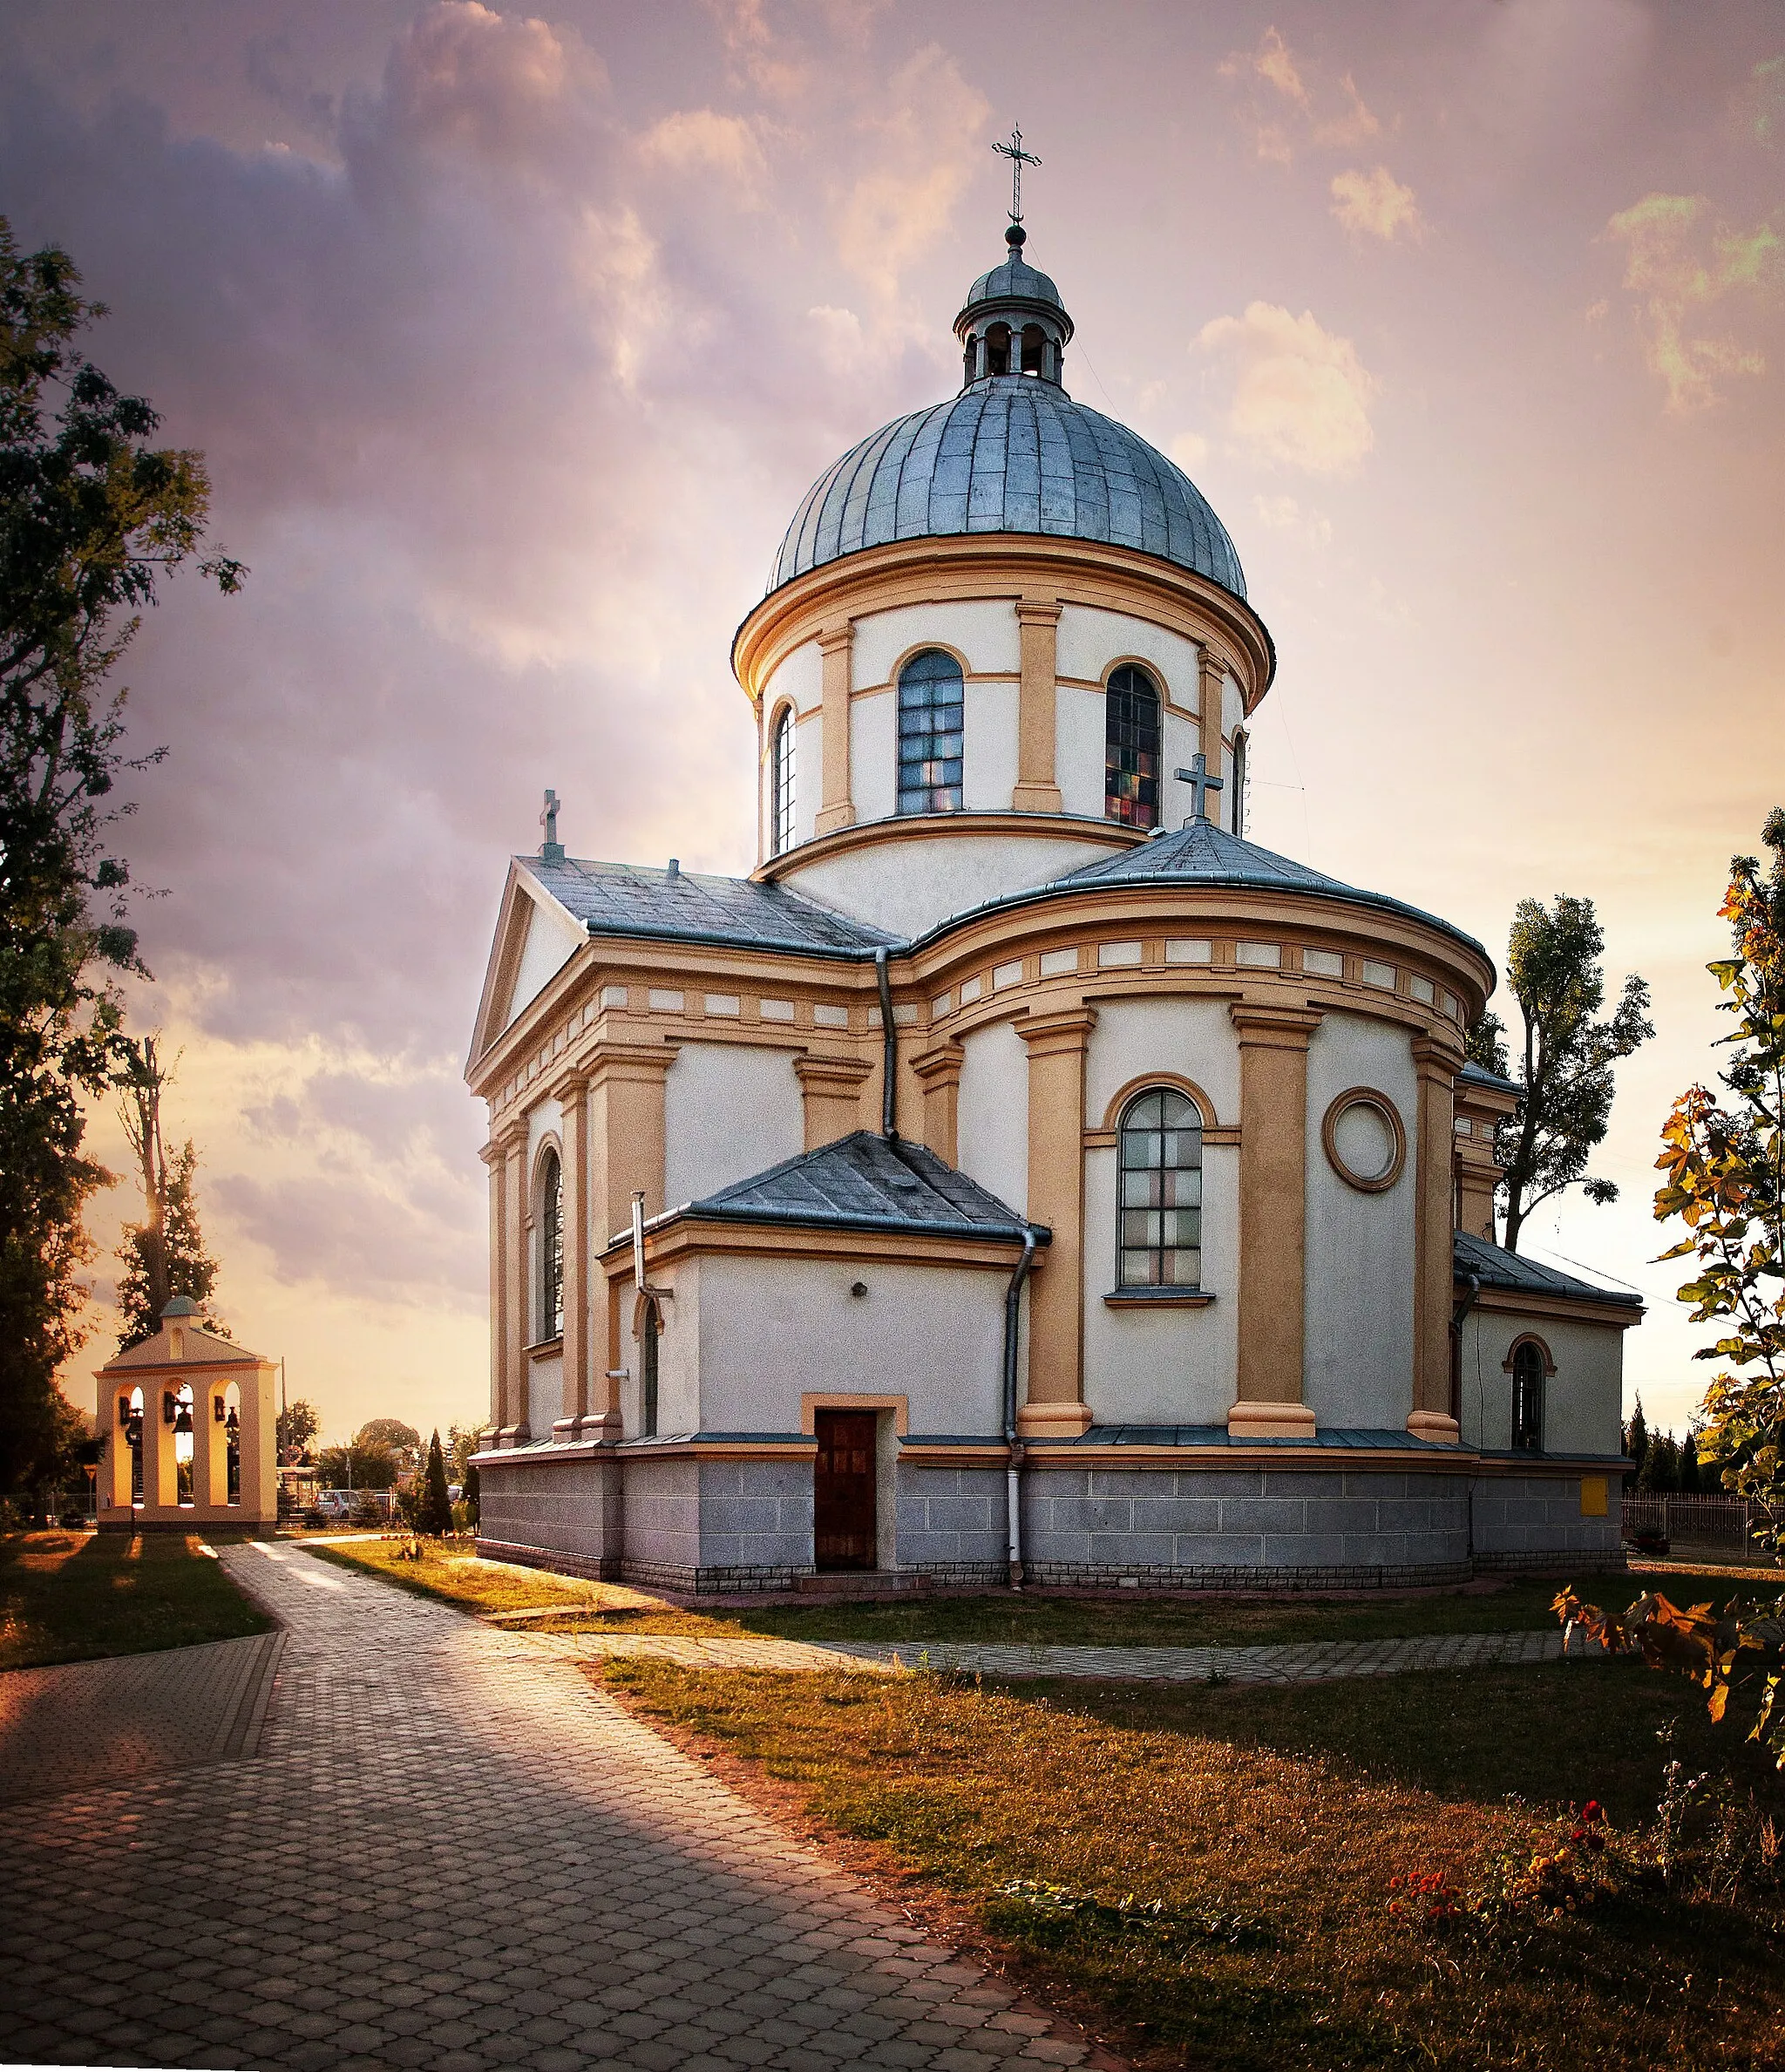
[
  {"x1": 641, "y1": 1301, "x2": 660, "y2": 1437},
  {"x1": 1231, "y1": 729, "x2": 1248, "y2": 838},
  {"x1": 1117, "y1": 1089, "x2": 1204, "y2": 1287},
  {"x1": 897, "y1": 650, "x2": 965, "y2": 815},
  {"x1": 537, "y1": 1150, "x2": 564, "y2": 1342},
  {"x1": 1511, "y1": 1342, "x2": 1544, "y2": 1452},
  {"x1": 1104, "y1": 665, "x2": 1161, "y2": 829},
  {"x1": 770, "y1": 705, "x2": 796, "y2": 857}
]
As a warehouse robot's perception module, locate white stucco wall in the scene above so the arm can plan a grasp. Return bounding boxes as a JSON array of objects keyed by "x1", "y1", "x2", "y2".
[
  {"x1": 526, "y1": 1351, "x2": 563, "y2": 1439},
  {"x1": 663, "y1": 1043, "x2": 804, "y2": 1206},
  {"x1": 1458, "y1": 1309, "x2": 1626, "y2": 1457},
  {"x1": 695, "y1": 1252, "x2": 1009, "y2": 1435},
  {"x1": 625, "y1": 1257, "x2": 702, "y2": 1437},
  {"x1": 506, "y1": 893, "x2": 584, "y2": 1027},
  {"x1": 1056, "y1": 605, "x2": 1199, "y2": 708},
  {"x1": 851, "y1": 689, "x2": 897, "y2": 825},
  {"x1": 777, "y1": 832, "x2": 1110, "y2": 940},
  {"x1": 1056, "y1": 683, "x2": 1106, "y2": 819},
  {"x1": 1084, "y1": 998, "x2": 1241, "y2": 1128},
  {"x1": 851, "y1": 599, "x2": 1019, "y2": 686},
  {"x1": 962, "y1": 679, "x2": 1020, "y2": 813},
  {"x1": 957, "y1": 1017, "x2": 1029, "y2": 1213},
  {"x1": 1302, "y1": 1013, "x2": 1417, "y2": 1430}
]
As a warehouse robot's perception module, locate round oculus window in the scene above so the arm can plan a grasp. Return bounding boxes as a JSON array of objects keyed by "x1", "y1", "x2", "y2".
[{"x1": 1321, "y1": 1090, "x2": 1407, "y2": 1192}]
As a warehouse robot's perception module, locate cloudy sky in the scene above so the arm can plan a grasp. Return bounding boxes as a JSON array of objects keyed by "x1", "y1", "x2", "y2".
[{"x1": 5, "y1": 0, "x2": 1782, "y2": 1443}]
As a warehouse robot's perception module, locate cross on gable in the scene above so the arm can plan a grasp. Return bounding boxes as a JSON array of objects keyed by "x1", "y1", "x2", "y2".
[
  {"x1": 540, "y1": 788, "x2": 563, "y2": 859},
  {"x1": 992, "y1": 126, "x2": 1042, "y2": 224},
  {"x1": 1175, "y1": 755, "x2": 1224, "y2": 826}
]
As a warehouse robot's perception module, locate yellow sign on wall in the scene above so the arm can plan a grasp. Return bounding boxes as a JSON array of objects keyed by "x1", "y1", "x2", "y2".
[{"x1": 1580, "y1": 1476, "x2": 1609, "y2": 1518}]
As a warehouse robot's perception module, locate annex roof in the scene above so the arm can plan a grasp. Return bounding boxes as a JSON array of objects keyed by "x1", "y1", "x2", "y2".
[
  {"x1": 523, "y1": 853, "x2": 898, "y2": 961},
  {"x1": 1454, "y1": 1231, "x2": 1643, "y2": 1309},
  {"x1": 1458, "y1": 1059, "x2": 1524, "y2": 1097},
  {"x1": 673, "y1": 1131, "x2": 1045, "y2": 1244}
]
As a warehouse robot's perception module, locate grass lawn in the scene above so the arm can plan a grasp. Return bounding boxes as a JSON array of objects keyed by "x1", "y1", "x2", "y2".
[
  {"x1": 606, "y1": 1654, "x2": 1785, "y2": 2071},
  {"x1": 0, "y1": 1531, "x2": 274, "y2": 1672},
  {"x1": 311, "y1": 1538, "x2": 1778, "y2": 1650}
]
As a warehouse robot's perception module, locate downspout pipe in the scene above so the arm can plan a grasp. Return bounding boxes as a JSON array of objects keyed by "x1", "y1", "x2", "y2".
[
  {"x1": 875, "y1": 948, "x2": 898, "y2": 1139},
  {"x1": 1001, "y1": 1225, "x2": 1038, "y2": 1590}
]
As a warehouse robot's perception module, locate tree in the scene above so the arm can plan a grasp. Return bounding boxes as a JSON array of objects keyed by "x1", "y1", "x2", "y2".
[
  {"x1": 1656, "y1": 807, "x2": 1785, "y2": 1556},
  {"x1": 316, "y1": 1438, "x2": 399, "y2": 1491},
  {"x1": 1639, "y1": 1428, "x2": 1679, "y2": 1492},
  {"x1": 1469, "y1": 895, "x2": 1652, "y2": 1253},
  {"x1": 356, "y1": 1417, "x2": 421, "y2": 1474},
  {"x1": 1626, "y1": 1395, "x2": 1650, "y2": 1483},
  {"x1": 114, "y1": 1036, "x2": 222, "y2": 1346},
  {"x1": 415, "y1": 1429, "x2": 453, "y2": 1538},
  {"x1": 0, "y1": 222, "x2": 241, "y2": 1490},
  {"x1": 276, "y1": 1398, "x2": 320, "y2": 1462}
]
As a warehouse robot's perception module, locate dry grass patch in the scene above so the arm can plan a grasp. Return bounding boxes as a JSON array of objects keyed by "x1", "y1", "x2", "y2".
[
  {"x1": 307, "y1": 1538, "x2": 730, "y2": 1631},
  {"x1": 0, "y1": 1531, "x2": 272, "y2": 1671},
  {"x1": 604, "y1": 1656, "x2": 1785, "y2": 2071}
]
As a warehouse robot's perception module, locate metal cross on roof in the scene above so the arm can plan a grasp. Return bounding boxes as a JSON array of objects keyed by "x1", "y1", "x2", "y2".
[
  {"x1": 540, "y1": 788, "x2": 563, "y2": 860},
  {"x1": 992, "y1": 126, "x2": 1041, "y2": 225},
  {"x1": 1175, "y1": 754, "x2": 1225, "y2": 826}
]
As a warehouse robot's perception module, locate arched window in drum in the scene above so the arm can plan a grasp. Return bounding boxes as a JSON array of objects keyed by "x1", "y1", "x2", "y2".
[
  {"x1": 1104, "y1": 665, "x2": 1162, "y2": 829},
  {"x1": 897, "y1": 650, "x2": 965, "y2": 815},
  {"x1": 1116, "y1": 1089, "x2": 1204, "y2": 1288}
]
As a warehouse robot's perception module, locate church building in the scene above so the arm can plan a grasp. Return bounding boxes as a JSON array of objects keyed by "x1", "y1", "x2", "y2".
[{"x1": 467, "y1": 204, "x2": 1639, "y2": 1594}]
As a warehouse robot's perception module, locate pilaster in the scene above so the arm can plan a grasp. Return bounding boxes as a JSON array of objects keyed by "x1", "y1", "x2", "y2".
[
  {"x1": 192, "y1": 1382, "x2": 227, "y2": 1510},
  {"x1": 549, "y1": 1068, "x2": 594, "y2": 1438},
  {"x1": 1229, "y1": 1002, "x2": 1322, "y2": 1438},
  {"x1": 1016, "y1": 1008, "x2": 1096, "y2": 1437},
  {"x1": 1198, "y1": 646, "x2": 1229, "y2": 832},
  {"x1": 912, "y1": 1041, "x2": 966, "y2": 1165},
  {"x1": 1012, "y1": 597, "x2": 1064, "y2": 813},
  {"x1": 815, "y1": 621, "x2": 856, "y2": 836},
  {"x1": 794, "y1": 1053, "x2": 874, "y2": 1149},
  {"x1": 499, "y1": 1122, "x2": 529, "y2": 1440},
  {"x1": 1411, "y1": 1035, "x2": 1465, "y2": 1444},
  {"x1": 587, "y1": 1040, "x2": 677, "y2": 1240}
]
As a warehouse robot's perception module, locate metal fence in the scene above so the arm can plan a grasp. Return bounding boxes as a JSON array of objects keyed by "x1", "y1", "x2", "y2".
[{"x1": 1622, "y1": 1493, "x2": 1769, "y2": 1550}]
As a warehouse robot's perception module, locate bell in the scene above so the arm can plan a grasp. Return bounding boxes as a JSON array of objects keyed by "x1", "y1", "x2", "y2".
[
  {"x1": 214, "y1": 1396, "x2": 227, "y2": 1423},
  {"x1": 174, "y1": 1403, "x2": 194, "y2": 1436}
]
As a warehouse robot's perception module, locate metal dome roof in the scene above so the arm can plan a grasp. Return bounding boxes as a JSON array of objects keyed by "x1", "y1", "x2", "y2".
[
  {"x1": 768, "y1": 377, "x2": 1247, "y2": 599},
  {"x1": 961, "y1": 253, "x2": 1066, "y2": 314}
]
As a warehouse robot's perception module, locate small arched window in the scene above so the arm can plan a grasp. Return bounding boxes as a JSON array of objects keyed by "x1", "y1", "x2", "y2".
[
  {"x1": 987, "y1": 323, "x2": 1012, "y2": 376},
  {"x1": 1117, "y1": 1089, "x2": 1204, "y2": 1288},
  {"x1": 641, "y1": 1301, "x2": 660, "y2": 1437},
  {"x1": 1511, "y1": 1342, "x2": 1544, "y2": 1453},
  {"x1": 1104, "y1": 665, "x2": 1162, "y2": 829},
  {"x1": 538, "y1": 1150, "x2": 564, "y2": 1342},
  {"x1": 1231, "y1": 729, "x2": 1248, "y2": 838},
  {"x1": 770, "y1": 705, "x2": 796, "y2": 857},
  {"x1": 897, "y1": 650, "x2": 965, "y2": 815}
]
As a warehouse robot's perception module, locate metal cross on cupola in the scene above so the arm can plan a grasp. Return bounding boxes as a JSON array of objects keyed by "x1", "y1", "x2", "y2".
[
  {"x1": 1175, "y1": 755, "x2": 1225, "y2": 827},
  {"x1": 540, "y1": 788, "x2": 564, "y2": 862},
  {"x1": 992, "y1": 126, "x2": 1041, "y2": 226}
]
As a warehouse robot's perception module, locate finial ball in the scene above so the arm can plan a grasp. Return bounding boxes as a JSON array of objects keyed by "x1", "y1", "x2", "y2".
[{"x1": 1005, "y1": 222, "x2": 1026, "y2": 251}]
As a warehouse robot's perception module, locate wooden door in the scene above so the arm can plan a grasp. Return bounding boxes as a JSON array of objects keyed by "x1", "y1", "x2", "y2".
[{"x1": 813, "y1": 1410, "x2": 878, "y2": 1571}]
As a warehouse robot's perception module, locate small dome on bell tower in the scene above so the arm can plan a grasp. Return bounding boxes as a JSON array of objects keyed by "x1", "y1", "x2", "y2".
[{"x1": 954, "y1": 222, "x2": 1076, "y2": 389}]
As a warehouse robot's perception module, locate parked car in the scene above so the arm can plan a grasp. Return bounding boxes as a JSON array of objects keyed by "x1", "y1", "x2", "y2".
[{"x1": 314, "y1": 1490, "x2": 356, "y2": 1522}]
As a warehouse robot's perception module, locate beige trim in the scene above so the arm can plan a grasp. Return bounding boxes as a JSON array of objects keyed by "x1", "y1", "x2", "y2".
[
  {"x1": 1098, "y1": 1070, "x2": 1225, "y2": 1132},
  {"x1": 732, "y1": 533, "x2": 1276, "y2": 717},
  {"x1": 816, "y1": 621, "x2": 855, "y2": 835},
  {"x1": 1410, "y1": 1036, "x2": 1464, "y2": 1441},
  {"x1": 1017, "y1": 1007, "x2": 1097, "y2": 1426},
  {"x1": 1198, "y1": 646, "x2": 1228, "y2": 828},
  {"x1": 1320, "y1": 1086, "x2": 1408, "y2": 1193},
  {"x1": 1228, "y1": 1003, "x2": 1321, "y2": 1430},
  {"x1": 604, "y1": 1217, "x2": 1035, "y2": 1276},
  {"x1": 912, "y1": 1040, "x2": 966, "y2": 1165},
  {"x1": 1013, "y1": 597, "x2": 1063, "y2": 812},
  {"x1": 1103, "y1": 1290, "x2": 1215, "y2": 1308},
  {"x1": 1471, "y1": 1285, "x2": 1644, "y2": 1329},
  {"x1": 1503, "y1": 1331, "x2": 1557, "y2": 1375},
  {"x1": 802, "y1": 1392, "x2": 908, "y2": 1437}
]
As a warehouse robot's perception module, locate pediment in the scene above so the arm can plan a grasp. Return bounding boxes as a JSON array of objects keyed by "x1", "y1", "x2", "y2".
[{"x1": 467, "y1": 862, "x2": 589, "y2": 1072}]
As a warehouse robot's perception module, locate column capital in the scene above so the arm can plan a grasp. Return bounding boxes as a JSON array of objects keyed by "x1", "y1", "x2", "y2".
[
  {"x1": 911, "y1": 1040, "x2": 966, "y2": 1086},
  {"x1": 793, "y1": 1052, "x2": 874, "y2": 1090},
  {"x1": 1013, "y1": 597, "x2": 1062, "y2": 626},
  {"x1": 1410, "y1": 1032, "x2": 1467, "y2": 1078},
  {"x1": 585, "y1": 1039, "x2": 679, "y2": 1086},
  {"x1": 1016, "y1": 1007, "x2": 1096, "y2": 1058},
  {"x1": 1229, "y1": 1002, "x2": 1323, "y2": 1049},
  {"x1": 546, "y1": 1063, "x2": 592, "y2": 1103},
  {"x1": 816, "y1": 619, "x2": 854, "y2": 655}
]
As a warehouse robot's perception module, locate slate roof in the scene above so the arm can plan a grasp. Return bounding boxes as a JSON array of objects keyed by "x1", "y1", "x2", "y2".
[
  {"x1": 525, "y1": 854, "x2": 898, "y2": 961},
  {"x1": 1040, "y1": 820, "x2": 1492, "y2": 962},
  {"x1": 960, "y1": 251, "x2": 1068, "y2": 316},
  {"x1": 767, "y1": 378, "x2": 1247, "y2": 600},
  {"x1": 677, "y1": 1131, "x2": 1044, "y2": 1243},
  {"x1": 1459, "y1": 1058, "x2": 1524, "y2": 1097},
  {"x1": 1454, "y1": 1232, "x2": 1643, "y2": 1308}
]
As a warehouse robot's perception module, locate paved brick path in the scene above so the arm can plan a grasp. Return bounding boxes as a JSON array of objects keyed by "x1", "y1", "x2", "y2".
[
  {"x1": 0, "y1": 1541, "x2": 1104, "y2": 2072},
  {"x1": 0, "y1": 1628, "x2": 284, "y2": 1805},
  {"x1": 555, "y1": 1627, "x2": 1585, "y2": 1683}
]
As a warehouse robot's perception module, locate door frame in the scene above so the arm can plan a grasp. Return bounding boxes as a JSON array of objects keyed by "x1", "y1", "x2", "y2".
[{"x1": 806, "y1": 1396, "x2": 903, "y2": 1573}]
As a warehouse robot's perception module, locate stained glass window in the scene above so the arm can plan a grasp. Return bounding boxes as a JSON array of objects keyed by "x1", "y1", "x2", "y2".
[
  {"x1": 770, "y1": 705, "x2": 796, "y2": 856},
  {"x1": 538, "y1": 1150, "x2": 564, "y2": 1342},
  {"x1": 897, "y1": 649, "x2": 964, "y2": 815},
  {"x1": 1117, "y1": 1089, "x2": 1203, "y2": 1288},
  {"x1": 1104, "y1": 664, "x2": 1161, "y2": 828},
  {"x1": 1511, "y1": 1342, "x2": 1544, "y2": 1452}
]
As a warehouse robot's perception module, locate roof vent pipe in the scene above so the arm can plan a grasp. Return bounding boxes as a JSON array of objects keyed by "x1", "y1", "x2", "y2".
[{"x1": 875, "y1": 948, "x2": 898, "y2": 1138}]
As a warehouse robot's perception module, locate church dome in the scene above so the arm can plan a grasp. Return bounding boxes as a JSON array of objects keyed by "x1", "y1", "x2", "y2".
[
  {"x1": 767, "y1": 223, "x2": 1245, "y2": 601},
  {"x1": 768, "y1": 380, "x2": 1247, "y2": 599}
]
